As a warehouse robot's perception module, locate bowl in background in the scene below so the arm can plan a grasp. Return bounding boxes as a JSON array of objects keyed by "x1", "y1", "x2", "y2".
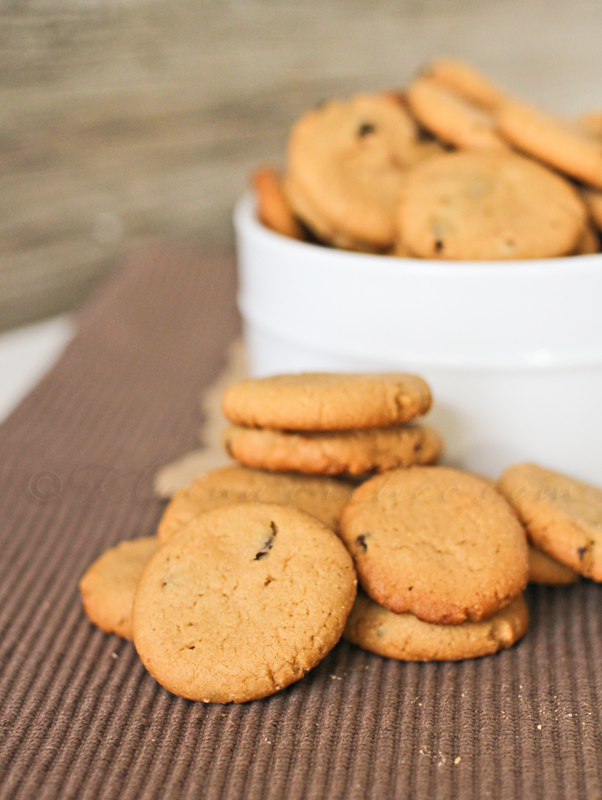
[{"x1": 234, "y1": 194, "x2": 602, "y2": 484}]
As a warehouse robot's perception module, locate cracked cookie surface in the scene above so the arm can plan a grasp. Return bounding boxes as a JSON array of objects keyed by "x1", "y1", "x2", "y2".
[
  {"x1": 79, "y1": 537, "x2": 160, "y2": 639},
  {"x1": 223, "y1": 423, "x2": 442, "y2": 477},
  {"x1": 344, "y1": 592, "x2": 528, "y2": 661},
  {"x1": 499, "y1": 463, "x2": 602, "y2": 581},
  {"x1": 339, "y1": 466, "x2": 528, "y2": 625},
  {"x1": 133, "y1": 503, "x2": 357, "y2": 703},
  {"x1": 158, "y1": 466, "x2": 354, "y2": 542},
  {"x1": 221, "y1": 372, "x2": 432, "y2": 431}
]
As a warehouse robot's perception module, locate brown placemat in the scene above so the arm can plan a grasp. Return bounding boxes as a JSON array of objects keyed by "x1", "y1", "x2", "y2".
[{"x1": 0, "y1": 245, "x2": 601, "y2": 800}]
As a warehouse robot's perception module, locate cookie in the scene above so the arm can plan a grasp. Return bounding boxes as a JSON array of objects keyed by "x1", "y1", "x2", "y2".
[
  {"x1": 344, "y1": 592, "x2": 528, "y2": 661},
  {"x1": 223, "y1": 423, "x2": 443, "y2": 477},
  {"x1": 528, "y1": 544, "x2": 580, "y2": 586},
  {"x1": 497, "y1": 100, "x2": 602, "y2": 190},
  {"x1": 424, "y1": 58, "x2": 506, "y2": 111},
  {"x1": 574, "y1": 222, "x2": 600, "y2": 255},
  {"x1": 79, "y1": 537, "x2": 159, "y2": 640},
  {"x1": 157, "y1": 465, "x2": 354, "y2": 543},
  {"x1": 285, "y1": 93, "x2": 435, "y2": 249},
  {"x1": 581, "y1": 188, "x2": 602, "y2": 231},
  {"x1": 397, "y1": 151, "x2": 586, "y2": 260},
  {"x1": 498, "y1": 463, "x2": 602, "y2": 581},
  {"x1": 406, "y1": 76, "x2": 508, "y2": 151},
  {"x1": 221, "y1": 373, "x2": 432, "y2": 431},
  {"x1": 133, "y1": 503, "x2": 357, "y2": 703},
  {"x1": 339, "y1": 466, "x2": 528, "y2": 624},
  {"x1": 252, "y1": 166, "x2": 304, "y2": 240}
]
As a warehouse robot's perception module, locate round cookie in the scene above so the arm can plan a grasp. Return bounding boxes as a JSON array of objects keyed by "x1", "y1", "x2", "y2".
[
  {"x1": 157, "y1": 465, "x2": 354, "y2": 543},
  {"x1": 252, "y1": 166, "x2": 304, "y2": 240},
  {"x1": 285, "y1": 93, "x2": 435, "y2": 249},
  {"x1": 344, "y1": 592, "x2": 528, "y2": 661},
  {"x1": 406, "y1": 76, "x2": 508, "y2": 151},
  {"x1": 133, "y1": 503, "x2": 357, "y2": 703},
  {"x1": 79, "y1": 537, "x2": 159, "y2": 640},
  {"x1": 221, "y1": 373, "x2": 432, "y2": 431},
  {"x1": 497, "y1": 100, "x2": 602, "y2": 190},
  {"x1": 397, "y1": 151, "x2": 586, "y2": 260},
  {"x1": 339, "y1": 466, "x2": 529, "y2": 625},
  {"x1": 528, "y1": 544, "x2": 579, "y2": 586},
  {"x1": 498, "y1": 463, "x2": 602, "y2": 581},
  {"x1": 424, "y1": 57, "x2": 506, "y2": 111},
  {"x1": 223, "y1": 423, "x2": 443, "y2": 477}
]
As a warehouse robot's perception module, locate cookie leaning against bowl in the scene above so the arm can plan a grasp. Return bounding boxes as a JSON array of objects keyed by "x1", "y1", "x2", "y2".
[
  {"x1": 285, "y1": 93, "x2": 436, "y2": 249},
  {"x1": 157, "y1": 465, "x2": 354, "y2": 543},
  {"x1": 133, "y1": 503, "x2": 357, "y2": 703},
  {"x1": 344, "y1": 592, "x2": 528, "y2": 661},
  {"x1": 252, "y1": 166, "x2": 304, "y2": 240},
  {"x1": 499, "y1": 463, "x2": 602, "y2": 581},
  {"x1": 223, "y1": 423, "x2": 443, "y2": 477},
  {"x1": 339, "y1": 466, "x2": 529, "y2": 625},
  {"x1": 406, "y1": 76, "x2": 508, "y2": 151},
  {"x1": 497, "y1": 100, "x2": 602, "y2": 190},
  {"x1": 221, "y1": 373, "x2": 432, "y2": 432},
  {"x1": 396, "y1": 150, "x2": 586, "y2": 260},
  {"x1": 79, "y1": 537, "x2": 160, "y2": 639}
]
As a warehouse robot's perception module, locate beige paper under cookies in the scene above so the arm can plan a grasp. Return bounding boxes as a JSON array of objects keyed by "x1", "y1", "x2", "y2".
[{"x1": 153, "y1": 338, "x2": 247, "y2": 498}]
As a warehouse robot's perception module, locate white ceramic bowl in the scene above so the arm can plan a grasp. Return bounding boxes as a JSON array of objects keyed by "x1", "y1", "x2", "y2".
[{"x1": 234, "y1": 193, "x2": 602, "y2": 484}]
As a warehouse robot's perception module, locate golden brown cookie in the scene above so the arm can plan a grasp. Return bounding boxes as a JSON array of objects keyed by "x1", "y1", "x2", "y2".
[
  {"x1": 339, "y1": 466, "x2": 528, "y2": 625},
  {"x1": 497, "y1": 100, "x2": 602, "y2": 190},
  {"x1": 344, "y1": 592, "x2": 528, "y2": 661},
  {"x1": 157, "y1": 465, "x2": 354, "y2": 543},
  {"x1": 223, "y1": 423, "x2": 443, "y2": 477},
  {"x1": 133, "y1": 503, "x2": 357, "y2": 703},
  {"x1": 424, "y1": 58, "x2": 506, "y2": 111},
  {"x1": 79, "y1": 537, "x2": 159, "y2": 640},
  {"x1": 285, "y1": 93, "x2": 435, "y2": 249},
  {"x1": 397, "y1": 151, "x2": 586, "y2": 260},
  {"x1": 498, "y1": 463, "x2": 602, "y2": 581},
  {"x1": 252, "y1": 166, "x2": 304, "y2": 240},
  {"x1": 406, "y1": 76, "x2": 508, "y2": 151},
  {"x1": 221, "y1": 373, "x2": 432, "y2": 431},
  {"x1": 581, "y1": 188, "x2": 602, "y2": 231},
  {"x1": 528, "y1": 544, "x2": 580, "y2": 586}
]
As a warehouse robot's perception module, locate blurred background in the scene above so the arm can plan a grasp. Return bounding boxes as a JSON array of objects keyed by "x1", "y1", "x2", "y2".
[{"x1": 2, "y1": 0, "x2": 602, "y2": 333}]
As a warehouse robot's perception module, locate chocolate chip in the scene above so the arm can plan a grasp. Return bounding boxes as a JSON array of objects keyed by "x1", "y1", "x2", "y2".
[
  {"x1": 358, "y1": 123, "x2": 376, "y2": 137},
  {"x1": 578, "y1": 546, "x2": 587, "y2": 560},
  {"x1": 356, "y1": 534, "x2": 369, "y2": 552},
  {"x1": 434, "y1": 239, "x2": 444, "y2": 252},
  {"x1": 255, "y1": 521, "x2": 277, "y2": 560}
]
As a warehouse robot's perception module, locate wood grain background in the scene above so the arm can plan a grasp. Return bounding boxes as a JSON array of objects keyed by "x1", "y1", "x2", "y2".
[{"x1": 2, "y1": 0, "x2": 602, "y2": 330}]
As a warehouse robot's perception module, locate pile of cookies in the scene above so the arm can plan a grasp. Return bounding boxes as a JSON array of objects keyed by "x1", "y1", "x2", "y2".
[
  {"x1": 254, "y1": 57, "x2": 602, "y2": 259},
  {"x1": 79, "y1": 371, "x2": 602, "y2": 704}
]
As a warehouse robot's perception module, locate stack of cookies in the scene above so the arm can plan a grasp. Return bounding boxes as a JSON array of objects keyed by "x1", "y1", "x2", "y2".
[
  {"x1": 220, "y1": 373, "x2": 443, "y2": 477},
  {"x1": 254, "y1": 57, "x2": 602, "y2": 260}
]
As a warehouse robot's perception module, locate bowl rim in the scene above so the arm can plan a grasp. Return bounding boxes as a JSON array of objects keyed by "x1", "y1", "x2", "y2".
[{"x1": 234, "y1": 192, "x2": 602, "y2": 277}]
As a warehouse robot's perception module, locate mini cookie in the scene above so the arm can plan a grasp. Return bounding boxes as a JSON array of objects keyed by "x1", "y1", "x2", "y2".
[
  {"x1": 497, "y1": 100, "x2": 602, "y2": 190},
  {"x1": 406, "y1": 76, "x2": 508, "y2": 151},
  {"x1": 581, "y1": 188, "x2": 602, "y2": 231},
  {"x1": 133, "y1": 503, "x2": 357, "y2": 703},
  {"x1": 252, "y1": 166, "x2": 304, "y2": 240},
  {"x1": 397, "y1": 151, "x2": 586, "y2": 260},
  {"x1": 79, "y1": 537, "x2": 159, "y2": 639},
  {"x1": 339, "y1": 466, "x2": 528, "y2": 625},
  {"x1": 574, "y1": 223, "x2": 600, "y2": 255},
  {"x1": 344, "y1": 592, "x2": 528, "y2": 661},
  {"x1": 424, "y1": 58, "x2": 506, "y2": 111},
  {"x1": 285, "y1": 94, "x2": 435, "y2": 249},
  {"x1": 221, "y1": 373, "x2": 432, "y2": 431},
  {"x1": 528, "y1": 544, "x2": 579, "y2": 586},
  {"x1": 498, "y1": 463, "x2": 602, "y2": 581},
  {"x1": 223, "y1": 423, "x2": 443, "y2": 477},
  {"x1": 158, "y1": 465, "x2": 354, "y2": 542}
]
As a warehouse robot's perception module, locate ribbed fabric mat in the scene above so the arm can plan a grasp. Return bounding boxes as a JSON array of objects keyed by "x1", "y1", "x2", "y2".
[{"x1": 0, "y1": 246, "x2": 601, "y2": 800}]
